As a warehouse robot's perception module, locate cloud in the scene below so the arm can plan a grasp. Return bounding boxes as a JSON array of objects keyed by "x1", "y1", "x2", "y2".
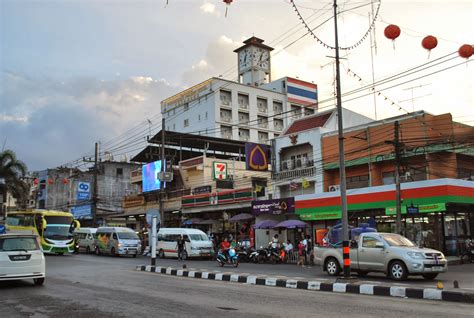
[
  {"x1": 0, "y1": 71, "x2": 178, "y2": 171},
  {"x1": 200, "y1": 2, "x2": 221, "y2": 17}
]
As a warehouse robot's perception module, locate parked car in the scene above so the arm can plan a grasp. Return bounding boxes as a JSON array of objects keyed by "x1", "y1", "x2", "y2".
[
  {"x1": 314, "y1": 232, "x2": 447, "y2": 280},
  {"x1": 0, "y1": 233, "x2": 46, "y2": 286},
  {"x1": 157, "y1": 228, "x2": 213, "y2": 260},
  {"x1": 94, "y1": 227, "x2": 141, "y2": 257},
  {"x1": 73, "y1": 228, "x2": 97, "y2": 254}
]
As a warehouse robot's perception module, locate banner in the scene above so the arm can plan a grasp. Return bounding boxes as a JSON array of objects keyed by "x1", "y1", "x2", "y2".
[
  {"x1": 245, "y1": 142, "x2": 269, "y2": 171},
  {"x1": 251, "y1": 198, "x2": 295, "y2": 215},
  {"x1": 212, "y1": 162, "x2": 228, "y2": 180}
]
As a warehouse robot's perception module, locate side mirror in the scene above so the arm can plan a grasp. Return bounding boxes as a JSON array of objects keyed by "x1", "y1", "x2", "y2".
[
  {"x1": 375, "y1": 242, "x2": 384, "y2": 248},
  {"x1": 42, "y1": 219, "x2": 47, "y2": 230},
  {"x1": 74, "y1": 220, "x2": 80, "y2": 230},
  {"x1": 350, "y1": 240, "x2": 358, "y2": 248}
]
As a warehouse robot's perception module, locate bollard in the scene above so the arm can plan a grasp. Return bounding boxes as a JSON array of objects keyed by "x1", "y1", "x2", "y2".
[
  {"x1": 437, "y1": 282, "x2": 444, "y2": 290},
  {"x1": 183, "y1": 264, "x2": 187, "y2": 269},
  {"x1": 453, "y1": 280, "x2": 459, "y2": 289}
]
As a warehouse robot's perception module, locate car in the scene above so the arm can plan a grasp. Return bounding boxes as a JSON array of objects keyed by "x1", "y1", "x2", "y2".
[
  {"x1": 0, "y1": 233, "x2": 46, "y2": 286},
  {"x1": 314, "y1": 232, "x2": 447, "y2": 281}
]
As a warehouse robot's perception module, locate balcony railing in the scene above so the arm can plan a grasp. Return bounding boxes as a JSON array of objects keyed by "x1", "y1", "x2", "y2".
[
  {"x1": 239, "y1": 135, "x2": 250, "y2": 141},
  {"x1": 272, "y1": 166, "x2": 317, "y2": 181},
  {"x1": 221, "y1": 116, "x2": 232, "y2": 123},
  {"x1": 258, "y1": 122, "x2": 268, "y2": 129},
  {"x1": 258, "y1": 107, "x2": 268, "y2": 113},
  {"x1": 239, "y1": 103, "x2": 249, "y2": 110}
]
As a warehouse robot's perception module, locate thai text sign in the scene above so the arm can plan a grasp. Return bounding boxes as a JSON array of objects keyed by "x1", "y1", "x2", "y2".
[{"x1": 252, "y1": 198, "x2": 295, "y2": 215}]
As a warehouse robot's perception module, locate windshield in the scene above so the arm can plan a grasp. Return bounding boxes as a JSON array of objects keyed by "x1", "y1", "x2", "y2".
[
  {"x1": 0, "y1": 237, "x2": 39, "y2": 251},
  {"x1": 117, "y1": 232, "x2": 138, "y2": 240},
  {"x1": 189, "y1": 234, "x2": 208, "y2": 241},
  {"x1": 45, "y1": 216, "x2": 73, "y2": 225},
  {"x1": 44, "y1": 225, "x2": 73, "y2": 241},
  {"x1": 381, "y1": 234, "x2": 416, "y2": 247}
]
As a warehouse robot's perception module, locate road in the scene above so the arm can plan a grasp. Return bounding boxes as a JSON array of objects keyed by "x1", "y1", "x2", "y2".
[{"x1": 0, "y1": 254, "x2": 473, "y2": 317}]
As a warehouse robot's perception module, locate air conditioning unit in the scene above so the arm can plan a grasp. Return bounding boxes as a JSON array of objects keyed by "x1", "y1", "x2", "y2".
[
  {"x1": 287, "y1": 160, "x2": 294, "y2": 170},
  {"x1": 282, "y1": 161, "x2": 288, "y2": 170},
  {"x1": 301, "y1": 157, "x2": 308, "y2": 167},
  {"x1": 329, "y1": 184, "x2": 340, "y2": 192}
]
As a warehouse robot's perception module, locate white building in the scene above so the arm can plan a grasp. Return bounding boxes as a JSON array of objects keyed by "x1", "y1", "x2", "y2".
[
  {"x1": 272, "y1": 108, "x2": 373, "y2": 199},
  {"x1": 161, "y1": 37, "x2": 319, "y2": 144}
]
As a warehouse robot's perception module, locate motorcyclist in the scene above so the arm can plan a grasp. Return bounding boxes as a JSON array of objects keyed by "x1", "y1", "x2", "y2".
[{"x1": 220, "y1": 237, "x2": 231, "y2": 261}]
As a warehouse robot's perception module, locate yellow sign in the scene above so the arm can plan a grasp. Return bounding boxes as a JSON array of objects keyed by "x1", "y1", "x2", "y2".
[{"x1": 162, "y1": 79, "x2": 212, "y2": 111}]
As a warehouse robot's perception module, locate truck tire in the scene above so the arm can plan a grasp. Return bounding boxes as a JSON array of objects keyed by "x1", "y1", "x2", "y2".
[
  {"x1": 389, "y1": 260, "x2": 408, "y2": 281},
  {"x1": 325, "y1": 257, "x2": 341, "y2": 276}
]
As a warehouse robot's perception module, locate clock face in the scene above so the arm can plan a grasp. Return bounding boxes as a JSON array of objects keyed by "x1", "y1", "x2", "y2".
[
  {"x1": 257, "y1": 50, "x2": 270, "y2": 69},
  {"x1": 239, "y1": 48, "x2": 251, "y2": 70}
]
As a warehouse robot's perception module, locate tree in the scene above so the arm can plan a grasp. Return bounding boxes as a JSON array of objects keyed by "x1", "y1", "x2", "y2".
[{"x1": 0, "y1": 149, "x2": 29, "y2": 208}]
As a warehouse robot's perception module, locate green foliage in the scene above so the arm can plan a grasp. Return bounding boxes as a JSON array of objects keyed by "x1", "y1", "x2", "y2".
[{"x1": 0, "y1": 150, "x2": 29, "y2": 206}]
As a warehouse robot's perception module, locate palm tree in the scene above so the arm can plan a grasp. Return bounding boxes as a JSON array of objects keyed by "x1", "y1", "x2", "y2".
[{"x1": 0, "y1": 149, "x2": 29, "y2": 208}]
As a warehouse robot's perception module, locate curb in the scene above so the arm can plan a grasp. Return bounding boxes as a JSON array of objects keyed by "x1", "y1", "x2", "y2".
[{"x1": 135, "y1": 265, "x2": 474, "y2": 304}]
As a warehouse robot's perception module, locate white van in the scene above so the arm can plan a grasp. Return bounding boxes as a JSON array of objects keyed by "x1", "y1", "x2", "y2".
[
  {"x1": 157, "y1": 228, "x2": 213, "y2": 260},
  {"x1": 94, "y1": 227, "x2": 141, "y2": 257},
  {"x1": 73, "y1": 228, "x2": 97, "y2": 254}
]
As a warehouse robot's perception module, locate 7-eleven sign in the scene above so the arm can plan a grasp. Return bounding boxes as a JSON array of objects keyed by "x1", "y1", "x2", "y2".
[{"x1": 213, "y1": 162, "x2": 228, "y2": 180}]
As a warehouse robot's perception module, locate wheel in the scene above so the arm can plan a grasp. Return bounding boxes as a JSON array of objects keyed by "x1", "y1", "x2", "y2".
[
  {"x1": 34, "y1": 278, "x2": 44, "y2": 286},
  {"x1": 95, "y1": 246, "x2": 101, "y2": 256},
  {"x1": 181, "y1": 251, "x2": 188, "y2": 261},
  {"x1": 257, "y1": 254, "x2": 266, "y2": 264},
  {"x1": 132, "y1": 254, "x2": 137, "y2": 258},
  {"x1": 422, "y1": 273, "x2": 438, "y2": 280},
  {"x1": 232, "y1": 259, "x2": 239, "y2": 268},
  {"x1": 158, "y1": 249, "x2": 165, "y2": 259},
  {"x1": 325, "y1": 257, "x2": 341, "y2": 276},
  {"x1": 86, "y1": 246, "x2": 91, "y2": 254},
  {"x1": 111, "y1": 247, "x2": 118, "y2": 257},
  {"x1": 218, "y1": 261, "x2": 225, "y2": 267},
  {"x1": 389, "y1": 261, "x2": 408, "y2": 281}
]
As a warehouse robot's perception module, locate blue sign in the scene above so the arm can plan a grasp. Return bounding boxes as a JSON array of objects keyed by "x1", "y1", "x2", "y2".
[
  {"x1": 71, "y1": 205, "x2": 92, "y2": 219},
  {"x1": 0, "y1": 225, "x2": 6, "y2": 234},
  {"x1": 77, "y1": 182, "x2": 91, "y2": 201}
]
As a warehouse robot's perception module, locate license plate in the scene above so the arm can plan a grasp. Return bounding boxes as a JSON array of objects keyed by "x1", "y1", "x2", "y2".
[
  {"x1": 11, "y1": 255, "x2": 29, "y2": 261},
  {"x1": 431, "y1": 266, "x2": 443, "y2": 272}
]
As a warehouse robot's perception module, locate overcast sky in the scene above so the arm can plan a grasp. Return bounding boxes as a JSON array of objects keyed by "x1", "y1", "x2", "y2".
[{"x1": 1, "y1": 0, "x2": 473, "y2": 171}]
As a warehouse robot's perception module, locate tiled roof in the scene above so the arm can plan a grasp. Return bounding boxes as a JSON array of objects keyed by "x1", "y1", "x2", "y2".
[{"x1": 284, "y1": 112, "x2": 332, "y2": 135}]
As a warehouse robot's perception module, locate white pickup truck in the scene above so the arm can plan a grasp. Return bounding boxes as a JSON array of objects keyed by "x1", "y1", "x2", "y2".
[{"x1": 313, "y1": 232, "x2": 447, "y2": 281}]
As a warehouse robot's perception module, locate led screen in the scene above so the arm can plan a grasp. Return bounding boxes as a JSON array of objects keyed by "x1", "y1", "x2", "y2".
[{"x1": 142, "y1": 160, "x2": 164, "y2": 192}]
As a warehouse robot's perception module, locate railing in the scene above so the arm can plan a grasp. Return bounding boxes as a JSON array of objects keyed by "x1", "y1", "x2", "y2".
[
  {"x1": 272, "y1": 166, "x2": 317, "y2": 181},
  {"x1": 239, "y1": 136, "x2": 250, "y2": 141},
  {"x1": 258, "y1": 108, "x2": 268, "y2": 113},
  {"x1": 221, "y1": 116, "x2": 231, "y2": 123},
  {"x1": 222, "y1": 133, "x2": 232, "y2": 139},
  {"x1": 239, "y1": 103, "x2": 249, "y2": 109},
  {"x1": 180, "y1": 156, "x2": 204, "y2": 168},
  {"x1": 274, "y1": 124, "x2": 283, "y2": 131},
  {"x1": 258, "y1": 122, "x2": 268, "y2": 129}
]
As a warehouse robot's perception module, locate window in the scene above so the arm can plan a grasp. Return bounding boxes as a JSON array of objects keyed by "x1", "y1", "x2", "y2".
[
  {"x1": 116, "y1": 168, "x2": 123, "y2": 176},
  {"x1": 0, "y1": 237, "x2": 39, "y2": 251},
  {"x1": 184, "y1": 103, "x2": 189, "y2": 111},
  {"x1": 346, "y1": 174, "x2": 369, "y2": 189},
  {"x1": 382, "y1": 171, "x2": 395, "y2": 185},
  {"x1": 173, "y1": 123, "x2": 176, "y2": 130},
  {"x1": 198, "y1": 114, "x2": 201, "y2": 121},
  {"x1": 362, "y1": 236, "x2": 381, "y2": 248},
  {"x1": 113, "y1": 233, "x2": 118, "y2": 240},
  {"x1": 184, "y1": 119, "x2": 189, "y2": 127},
  {"x1": 205, "y1": 112, "x2": 208, "y2": 120},
  {"x1": 6, "y1": 214, "x2": 34, "y2": 227}
]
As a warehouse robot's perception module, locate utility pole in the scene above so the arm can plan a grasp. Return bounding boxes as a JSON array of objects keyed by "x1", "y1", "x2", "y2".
[
  {"x1": 93, "y1": 142, "x2": 99, "y2": 227},
  {"x1": 160, "y1": 118, "x2": 165, "y2": 226},
  {"x1": 333, "y1": 0, "x2": 350, "y2": 278},
  {"x1": 394, "y1": 121, "x2": 403, "y2": 235}
]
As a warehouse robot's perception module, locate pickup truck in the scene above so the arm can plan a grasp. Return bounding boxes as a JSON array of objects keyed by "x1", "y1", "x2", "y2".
[{"x1": 314, "y1": 232, "x2": 447, "y2": 280}]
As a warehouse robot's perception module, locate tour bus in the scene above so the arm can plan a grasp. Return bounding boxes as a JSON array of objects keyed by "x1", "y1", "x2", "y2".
[{"x1": 5, "y1": 210, "x2": 80, "y2": 255}]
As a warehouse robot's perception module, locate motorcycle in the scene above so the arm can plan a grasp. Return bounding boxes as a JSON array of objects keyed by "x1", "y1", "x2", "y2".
[
  {"x1": 217, "y1": 248, "x2": 239, "y2": 267},
  {"x1": 236, "y1": 245, "x2": 253, "y2": 263},
  {"x1": 461, "y1": 239, "x2": 474, "y2": 264}
]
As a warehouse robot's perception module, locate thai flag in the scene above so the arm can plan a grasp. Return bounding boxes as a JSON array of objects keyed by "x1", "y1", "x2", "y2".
[{"x1": 287, "y1": 77, "x2": 318, "y2": 107}]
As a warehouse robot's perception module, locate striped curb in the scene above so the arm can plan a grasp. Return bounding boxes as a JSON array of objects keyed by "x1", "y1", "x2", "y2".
[{"x1": 136, "y1": 265, "x2": 474, "y2": 304}]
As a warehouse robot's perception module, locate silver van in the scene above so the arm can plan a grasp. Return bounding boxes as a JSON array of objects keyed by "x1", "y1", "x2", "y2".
[
  {"x1": 73, "y1": 228, "x2": 97, "y2": 254},
  {"x1": 94, "y1": 227, "x2": 141, "y2": 257}
]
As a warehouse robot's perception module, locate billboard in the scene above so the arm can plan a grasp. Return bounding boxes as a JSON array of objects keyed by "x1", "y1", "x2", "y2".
[
  {"x1": 251, "y1": 198, "x2": 295, "y2": 215},
  {"x1": 77, "y1": 182, "x2": 91, "y2": 200},
  {"x1": 71, "y1": 204, "x2": 92, "y2": 219},
  {"x1": 142, "y1": 160, "x2": 165, "y2": 192},
  {"x1": 245, "y1": 142, "x2": 269, "y2": 171}
]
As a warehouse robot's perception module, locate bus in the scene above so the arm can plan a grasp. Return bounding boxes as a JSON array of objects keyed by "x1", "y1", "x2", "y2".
[{"x1": 5, "y1": 210, "x2": 80, "y2": 254}]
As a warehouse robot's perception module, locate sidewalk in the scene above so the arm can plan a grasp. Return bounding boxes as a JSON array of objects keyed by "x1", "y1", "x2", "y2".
[{"x1": 136, "y1": 263, "x2": 474, "y2": 304}]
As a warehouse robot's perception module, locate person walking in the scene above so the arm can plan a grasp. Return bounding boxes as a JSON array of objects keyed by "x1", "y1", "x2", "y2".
[{"x1": 176, "y1": 235, "x2": 186, "y2": 261}]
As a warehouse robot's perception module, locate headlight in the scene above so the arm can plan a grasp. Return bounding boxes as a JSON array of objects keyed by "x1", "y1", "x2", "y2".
[
  {"x1": 407, "y1": 252, "x2": 425, "y2": 259},
  {"x1": 117, "y1": 243, "x2": 122, "y2": 247}
]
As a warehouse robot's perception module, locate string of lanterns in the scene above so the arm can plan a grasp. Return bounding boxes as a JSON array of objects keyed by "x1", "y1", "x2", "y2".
[
  {"x1": 33, "y1": 178, "x2": 70, "y2": 185},
  {"x1": 223, "y1": 0, "x2": 233, "y2": 17},
  {"x1": 384, "y1": 24, "x2": 473, "y2": 59}
]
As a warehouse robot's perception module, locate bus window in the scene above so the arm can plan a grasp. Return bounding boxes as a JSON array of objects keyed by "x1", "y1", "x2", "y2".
[{"x1": 6, "y1": 214, "x2": 34, "y2": 227}]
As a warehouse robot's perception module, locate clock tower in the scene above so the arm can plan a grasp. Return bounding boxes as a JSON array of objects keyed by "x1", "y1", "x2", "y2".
[{"x1": 234, "y1": 37, "x2": 274, "y2": 87}]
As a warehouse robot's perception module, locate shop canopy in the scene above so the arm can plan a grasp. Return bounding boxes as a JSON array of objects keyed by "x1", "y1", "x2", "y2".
[
  {"x1": 253, "y1": 220, "x2": 279, "y2": 229},
  {"x1": 295, "y1": 178, "x2": 474, "y2": 221},
  {"x1": 274, "y1": 220, "x2": 307, "y2": 229},
  {"x1": 182, "y1": 218, "x2": 202, "y2": 225},
  {"x1": 198, "y1": 219, "x2": 221, "y2": 225}
]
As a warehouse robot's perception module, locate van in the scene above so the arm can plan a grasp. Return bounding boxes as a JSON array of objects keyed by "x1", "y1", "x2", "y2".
[
  {"x1": 73, "y1": 228, "x2": 97, "y2": 254},
  {"x1": 94, "y1": 227, "x2": 141, "y2": 257},
  {"x1": 157, "y1": 228, "x2": 213, "y2": 260}
]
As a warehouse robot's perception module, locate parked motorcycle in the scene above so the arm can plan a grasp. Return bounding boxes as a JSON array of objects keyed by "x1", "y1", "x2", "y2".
[{"x1": 217, "y1": 248, "x2": 239, "y2": 267}]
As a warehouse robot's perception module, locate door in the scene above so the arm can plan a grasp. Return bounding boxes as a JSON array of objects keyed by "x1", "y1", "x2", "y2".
[{"x1": 358, "y1": 236, "x2": 386, "y2": 271}]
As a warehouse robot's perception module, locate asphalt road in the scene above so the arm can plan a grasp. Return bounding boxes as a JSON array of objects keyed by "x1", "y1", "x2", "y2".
[{"x1": 0, "y1": 254, "x2": 473, "y2": 318}]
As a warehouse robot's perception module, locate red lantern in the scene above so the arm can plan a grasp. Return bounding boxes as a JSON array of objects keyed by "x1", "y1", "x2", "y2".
[
  {"x1": 47, "y1": 179, "x2": 54, "y2": 185},
  {"x1": 62, "y1": 178, "x2": 69, "y2": 184},
  {"x1": 384, "y1": 24, "x2": 401, "y2": 41},
  {"x1": 458, "y1": 44, "x2": 473, "y2": 59},
  {"x1": 33, "y1": 178, "x2": 39, "y2": 185},
  {"x1": 422, "y1": 35, "x2": 438, "y2": 51},
  {"x1": 223, "y1": 0, "x2": 233, "y2": 17}
]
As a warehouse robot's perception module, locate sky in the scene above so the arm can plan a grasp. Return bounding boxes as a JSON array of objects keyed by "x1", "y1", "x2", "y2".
[{"x1": 1, "y1": 0, "x2": 473, "y2": 171}]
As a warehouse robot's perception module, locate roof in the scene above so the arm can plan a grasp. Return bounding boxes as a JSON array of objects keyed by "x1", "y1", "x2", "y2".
[
  {"x1": 233, "y1": 36, "x2": 274, "y2": 53},
  {"x1": 283, "y1": 111, "x2": 333, "y2": 135}
]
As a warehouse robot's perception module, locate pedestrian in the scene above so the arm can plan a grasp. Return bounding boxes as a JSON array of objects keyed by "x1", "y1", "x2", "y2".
[
  {"x1": 302, "y1": 235, "x2": 308, "y2": 265},
  {"x1": 297, "y1": 240, "x2": 305, "y2": 267},
  {"x1": 176, "y1": 235, "x2": 186, "y2": 261},
  {"x1": 306, "y1": 234, "x2": 312, "y2": 265}
]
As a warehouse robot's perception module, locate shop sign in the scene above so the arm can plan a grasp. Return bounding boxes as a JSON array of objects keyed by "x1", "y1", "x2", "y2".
[
  {"x1": 123, "y1": 195, "x2": 145, "y2": 208},
  {"x1": 193, "y1": 185, "x2": 212, "y2": 195},
  {"x1": 212, "y1": 162, "x2": 228, "y2": 180},
  {"x1": 385, "y1": 203, "x2": 446, "y2": 215},
  {"x1": 299, "y1": 210, "x2": 341, "y2": 221},
  {"x1": 252, "y1": 198, "x2": 295, "y2": 215}
]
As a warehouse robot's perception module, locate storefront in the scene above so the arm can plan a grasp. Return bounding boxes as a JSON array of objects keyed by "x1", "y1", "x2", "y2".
[{"x1": 295, "y1": 178, "x2": 474, "y2": 256}]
